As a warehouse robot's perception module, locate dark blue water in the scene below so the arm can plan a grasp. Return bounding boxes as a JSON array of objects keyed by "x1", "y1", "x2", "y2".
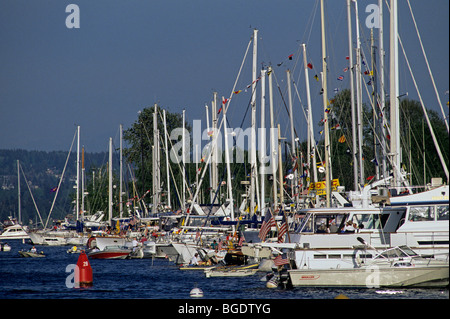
[{"x1": 1, "y1": 241, "x2": 448, "y2": 300}]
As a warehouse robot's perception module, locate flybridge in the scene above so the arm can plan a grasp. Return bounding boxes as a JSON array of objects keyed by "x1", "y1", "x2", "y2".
[{"x1": 389, "y1": 185, "x2": 449, "y2": 206}]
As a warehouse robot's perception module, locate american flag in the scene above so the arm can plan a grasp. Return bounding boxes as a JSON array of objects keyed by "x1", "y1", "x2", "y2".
[
  {"x1": 258, "y1": 209, "x2": 276, "y2": 240},
  {"x1": 274, "y1": 254, "x2": 290, "y2": 266},
  {"x1": 238, "y1": 234, "x2": 245, "y2": 246},
  {"x1": 278, "y1": 213, "x2": 288, "y2": 243}
]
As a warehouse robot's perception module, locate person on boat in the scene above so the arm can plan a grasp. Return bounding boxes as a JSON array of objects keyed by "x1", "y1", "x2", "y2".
[
  {"x1": 210, "y1": 240, "x2": 218, "y2": 251},
  {"x1": 190, "y1": 253, "x2": 200, "y2": 266},
  {"x1": 328, "y1": 219, "x2": 338, "y2": 233},
  {"x1": 343, "y1": 221, "x2": 355, "y2": 233},
  {"x1": 30, "y1": 246, "x2": 37, "y2": 253}
]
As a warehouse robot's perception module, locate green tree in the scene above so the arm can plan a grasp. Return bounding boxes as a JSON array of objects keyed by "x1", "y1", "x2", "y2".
[{"x1": 123, "y1": 105, "x2": 192, "y2": 209}]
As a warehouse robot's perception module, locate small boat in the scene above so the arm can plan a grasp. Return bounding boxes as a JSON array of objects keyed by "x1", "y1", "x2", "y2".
[
  {"x1": 204, "y1": 263, "x2": 259, "y2": 278},
  {"x1": 66, "y1": 246, "x2": 81, "y2": 254},
  {"x1": 18, "y1": 250, "x2": 45, "y2": 258},
  {"x1": 288, "y1": 245, "x2": 449, "y2": 288},
  {"x1": 179, "y1": 265, "x2": 216, "y2": 271},
  {"x1": 87, "y1": 245, "x2": 131, "y2": 259},
  {"x1": 1, "y1": 242, "x2": 11, "y2": 252}
]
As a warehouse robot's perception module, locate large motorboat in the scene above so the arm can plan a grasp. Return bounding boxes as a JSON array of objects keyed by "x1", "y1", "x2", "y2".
[
  {"x1": 243, "y1": 184, "x2": 449, "y2": 270},
  {"x1": 287, "y1": 245, "x2": 449, "y2": 288},
  {"x1": 0, "y1": 224, "x2": 30, "y2": 240}
]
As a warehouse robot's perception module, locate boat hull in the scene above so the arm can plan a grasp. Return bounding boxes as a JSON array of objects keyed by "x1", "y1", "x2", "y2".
[
  {"x1": 18, "y1": 251, "x2": 45, "y2": 258},
  {"x1": 88, "y1": 251, "x2": 130, "y2": 259},
  {"x1": 288, "y1": 266, "x2": 449, "y2": 288}
]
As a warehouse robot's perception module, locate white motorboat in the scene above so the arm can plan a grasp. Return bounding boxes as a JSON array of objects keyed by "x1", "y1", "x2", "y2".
[
  {"x1": 0, "y1": 224, "x2": 30, "y2": 240},
  {"x1": 288, "y1": 244, "x2": 449, "y2": 288},
  {"x1": 243, "y1": 184, "x2": 449, "y2": 270},
  {"x1": 28, "y1": 232, "x2": 67, "y2": 246}
]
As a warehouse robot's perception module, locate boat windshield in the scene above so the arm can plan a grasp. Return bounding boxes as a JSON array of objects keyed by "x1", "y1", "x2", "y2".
[{"x1": 376, "y1": 246, "x2": 418, "y2": 259}]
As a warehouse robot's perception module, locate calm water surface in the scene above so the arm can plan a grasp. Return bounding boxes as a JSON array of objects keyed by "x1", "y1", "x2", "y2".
[{"x1": 0, "y1": 241, "x2": 448, "y2": 300}]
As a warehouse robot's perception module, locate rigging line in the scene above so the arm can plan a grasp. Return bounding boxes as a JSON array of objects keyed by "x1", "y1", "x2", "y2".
[
  {"x1": 407, "y1": 0, "x2": 448, "y2": 133},
  {"x1": 19, "y1": 163, "x2": 44, "y2": 227},
  {"x1": 184, "y1": 37, "x2": 252, "y2": 226},
  {"x1": 45, "y1": 128, "x2": 77, "y2": 229},
  {"x1": 397, "y1": 29, "x2": 449, "y2": 182}
]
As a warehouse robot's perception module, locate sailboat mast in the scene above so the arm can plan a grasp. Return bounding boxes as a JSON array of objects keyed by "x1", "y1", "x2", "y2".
[
  {"x1": 223, "y1": 97, "x2": 234, "y2": 220},
  {"x1": 379, "y1": 0, "x2": 388, "y2": 187},
  {"x1": 320, "y1": 0, "x2": 331, "y2": 207},
  {"x1": 347, "y1": 0, "x2": 359, "y2": 191},
  {"x1": 268, "y1": 66, "x2": 278, "y2": 208},
  {"x1": 211, "y1": 93, "x2": 219, "y2": 204},
  {"x1": 108, "y1": 137, "x2": 113, "y2": 226},
  {"x1": 163, "y1": 109, "x2": 171, "y2": 209},
  {"x1": 250, "y1": 28, "x2": 258, "y2": 215},
  {"x1": 286, "y1": 69, "x2": 298, "y2": 205},
  {"x1": 354, "y1": 0, "x2": 364, "y2": 185},
  {"x1": 81, "y1": 146, "x2": 85, "y2": 217},
  {"x1": 76, "y1": 125, "x2": 80, "y2": 221},
  {"x1": 259, "y1": 68, "x2": 267, "y2": 213},
  {"x1": 389, "y1": 0, "x2": 401, "y2": 189},
  {"x1": 302, "y1": 44, "x2": 318, "y2": 191},
  {"x1": 119, "y1": 124, "x2": 123, "y2": 217},
  {"x1": 17, "y1": 160, "x2": 21, "y2": 224},
  {"x1": 182, "y1": 109, "x2": 186, "y2": 211}
]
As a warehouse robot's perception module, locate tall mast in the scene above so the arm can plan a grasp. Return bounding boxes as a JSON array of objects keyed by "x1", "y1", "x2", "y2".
[
  {"x1": 81, "y1": 146, "x2": 85, "y2": 217},
  {"x1": 108, "y1": 137, "x2": 113, "y2": 226},
  {"x1": 379, "y1": 0, "x2": 388, "y2": 186},
  {"x1": 223, "y1": 96, "x2": 234, "y2": 220},
  {"x1": 354, "y1": 0, "x2": 364, "y2": 185},
  {"x1": 347, "y1": 0, "x2": 358, "y2": 191},
  {"x1": 302, "y1": 44, "x2": 318, "y2": 201},
  {"x1": 389, "y1": 0, "x2": 401, "y2": 189},
  {"x1": 182, "y1": 109, "x2": 186, "y2": 211},
  {"x1": 119, "y1": 124, "x2": 123, "y2": 217},
  {"x1": 268, "y1": 66, "x2": 278, "y2": 208},
  {"x1": 205, "y1": 104, "x2": 214, "y2": 204},
  {"x1": 278, "y1": 124, "x2": 285, "y2": 205},
  {"x1": 152, "y1": 104, "x2": 160, "y2": 214},
  {"x1": 286, "y1": 69, "x2": 297, "y2": 205},
  {"x1": 211, "y1": 93, "x2": 218, "y2": 204},
  {"x1": 163, "y1": 109, "x2": 171, "y2": 209},
  {"x1": 320, "y1": 0, "x2": 331, "y2": 207},
  {"x1": 76, "y1": 125, "x2": 80, "y2": 220},
  {"x1": 17, "y1": 160, "x2": 21, "y2": 224},
  {"x1": 259, "y1": 69, "x2": 267, "y2": 213},
  {"x1": 250, "y1": 28, "x2": 258, "y2": 215}
]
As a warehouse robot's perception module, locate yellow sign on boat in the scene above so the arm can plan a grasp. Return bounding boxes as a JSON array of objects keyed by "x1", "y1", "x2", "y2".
[{"x1": 308, "y1": 179, "x2": 340, "y2": 196}]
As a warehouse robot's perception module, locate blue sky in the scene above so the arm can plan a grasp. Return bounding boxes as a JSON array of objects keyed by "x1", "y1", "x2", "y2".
[{"x1": 0, "y1": 0, "x2": 448, "y2": 152}]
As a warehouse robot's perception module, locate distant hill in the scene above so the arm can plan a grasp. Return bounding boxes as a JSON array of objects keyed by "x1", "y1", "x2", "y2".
[{"x1": 0, "y1": 149, "x2": 110, "y2": 227}]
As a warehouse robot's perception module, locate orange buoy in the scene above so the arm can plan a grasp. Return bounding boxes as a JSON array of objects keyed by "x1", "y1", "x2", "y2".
[{"x1": 76, "y1": 251, "x2": 93, "y2": 288}]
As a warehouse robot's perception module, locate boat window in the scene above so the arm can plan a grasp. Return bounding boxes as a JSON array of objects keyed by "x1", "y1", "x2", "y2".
[
  {"x1": 378, "y1": 247, "x2": 409, "y2": 259},
  {"x1": 409, "y1": 206, "x2": 435, "y2": 221},
  {"x1": 294, "y1": 214, "x2": 313, "y2": 233},
  {"x1": 437, "y1": 205, "x2": 449, "y2": 220},
  {"x1": 351, "y1": 214, "x2": 387, "y2": 229},
  {"x1": 398, "y1": 246, "x2": 419, "y2": 257},
  {"x1": 328, "y1": 254, "x2": 341, "y2": 259},
  {"x1": 314, "y1": 254, "x2": 326, "y2": 259}
]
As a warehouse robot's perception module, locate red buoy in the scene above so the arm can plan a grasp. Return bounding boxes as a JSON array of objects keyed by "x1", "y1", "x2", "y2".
[{"x1": 76, "y1": 251, "x2": 93, "y2": 288}]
